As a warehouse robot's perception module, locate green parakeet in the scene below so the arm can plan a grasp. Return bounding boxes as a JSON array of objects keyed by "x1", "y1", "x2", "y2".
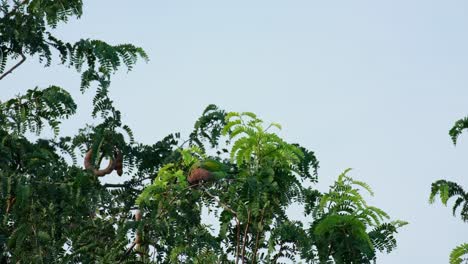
[{"x1": 188, "y1": 159, "x2": 227, "y2": 184}]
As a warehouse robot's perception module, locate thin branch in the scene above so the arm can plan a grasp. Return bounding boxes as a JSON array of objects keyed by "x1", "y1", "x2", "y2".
[
  {"x1": 235, "y1": 219, "x2": 241, "y2": 264},
  {"x1": 252, "y1": 208, "x2": 265, "y2": 263},
  {"x1": 119, "y1": 209, "x2": 142, "y2": 263},
  {"x1": 241, "y1": 209, "x2": 251, "y2": 264},
  {"x1": 200, "y1": 186, "x2": 242, "y2": 264},
  {"x1": 272, "y1": 242, "x2": 286, "y2": 263},
  {"x1": 120, "y1": 241, "x2": 137, "y2": 263},
  {"x1": 150, "y1": 183, "x2": 202, "y2": 219},
  {"x1": 178, "y1": 138, "x2": 190, "y2": 149},
  {"x1": 327, "y1": 242, "x2": 334, "y2": 260},
  {"x1": 201, "y1": 186, "x2": 238, "y2": 216},
  {"x1": 0, "y1": 53, "x2": 26, "y2": 81},
  {"x1": 103, "y1": 183, "x2": 128, "y2": 188}
]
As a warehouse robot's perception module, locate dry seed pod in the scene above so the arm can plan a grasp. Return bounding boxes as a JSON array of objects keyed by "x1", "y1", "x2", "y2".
[
  {"x1": 84, "y1": 149, "x2": 115, "y2": 177},
  {"x1": 135, "y1": 209, "x2": 142, "y2": 250},
  {"x1": 114, "y1": 150, "x2": 123, "y2": 176},
  {"x1": 6, "y1": 196, "x2": 15, "y2": 213}
]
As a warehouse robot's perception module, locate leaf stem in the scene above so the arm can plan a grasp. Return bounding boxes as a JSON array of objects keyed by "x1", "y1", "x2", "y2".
[{"x1": 0, "y1": 53, "x2": 26, "y2": 81}]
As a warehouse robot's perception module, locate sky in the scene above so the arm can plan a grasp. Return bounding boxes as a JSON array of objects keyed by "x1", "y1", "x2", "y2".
[{"x1": 2, "y1": 1, "x2": 468, "y2": 263}]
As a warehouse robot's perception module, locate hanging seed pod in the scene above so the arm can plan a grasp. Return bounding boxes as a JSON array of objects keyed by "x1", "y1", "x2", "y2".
[
  {"x1": 6, "y1": 196, "x2": 15, "y2": 213},
  {"x1": 84, "y1": 149, "x2": 115, "y2": 177},
  {"x1": 135, "y1": 209, "x2": 142, "y2": 250},
  {"x1": 114, "y1": 150, "x2": 123, "y2": 176}
]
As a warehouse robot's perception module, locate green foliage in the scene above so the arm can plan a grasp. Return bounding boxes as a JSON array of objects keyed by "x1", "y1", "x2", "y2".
[
  {"x1": 0, "y1": 0, "x2": 148, "y2": 82},
  {"x1": 0, "y1": 2, "x2": 405, "y2": 263},
  {"x1": 222, "y1": 112, "x2": 302, "y2": 170},
  {"x1": 314, "y1": 214, "x2": 372, "y2": 263},
  {"x1": 135, "y1": 147, "x2": 231, "y2": 263},
  {"x1": 449, "y1": 116, "x2": 468, "y2": 145},
  {"x1": 0, "y1": 2, "x2": 156, "y2": 263},
  {"x1": 429, "y1": 180, "x2": 468, "y2": 221},
  {"x1": 189, "y1": 104, "x2": 227, "y2": 152},
  {"x1": 0, "y1": 0, "x2": 148, "y2": 122},
  {"x1": 450, "y1": 243, "x2": 468, "y2": 264},
  {"x1": 430, "y1": 116, "x2": 468, "y2": 264},
  {"x1": 309, "y1": 169, "x2": 407, "y2": 264},
  {"x1": 0, "y1": 0, "x2": 83, "y2": 66},
  {"x1": 137, "y1": 111, "x2": 321, "y2": 263},
  {"x1": 137, "y1": 112, "x2": 403, "y2": 263},
  {"x1": 0, "y1": 86, "x2": 76, "y2": 136}
]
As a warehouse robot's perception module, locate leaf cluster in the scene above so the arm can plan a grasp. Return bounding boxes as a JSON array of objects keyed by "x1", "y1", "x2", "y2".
[
  {"x1": 308, "y1": 169, "x2": 407, "y2": 264},
  {"x1": 429, "y1": 116, "x2": 468, "y2": 264},
  {"x1": 137, "y1": 112, "x2": 405, "y2": 264}
]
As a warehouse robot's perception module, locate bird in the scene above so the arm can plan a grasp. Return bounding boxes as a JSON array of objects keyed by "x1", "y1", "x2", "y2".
[{"x1": 188, "y1": 159, "x2": 227, "y2": 185}]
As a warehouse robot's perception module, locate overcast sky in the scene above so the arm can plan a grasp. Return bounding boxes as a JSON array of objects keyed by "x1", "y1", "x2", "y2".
[{"x1": 2, "y1": 1, "x2": 468, "y2": 263}]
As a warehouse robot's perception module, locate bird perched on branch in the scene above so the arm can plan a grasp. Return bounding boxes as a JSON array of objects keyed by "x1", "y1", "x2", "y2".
[{"x1": 188, "y1": 159, "x2": 227, "y2": 185}]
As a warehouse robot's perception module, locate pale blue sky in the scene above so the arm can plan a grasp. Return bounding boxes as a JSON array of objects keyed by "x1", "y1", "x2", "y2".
[{"x1": 2, "y1": 1, "x2": 468, "y2": 263}]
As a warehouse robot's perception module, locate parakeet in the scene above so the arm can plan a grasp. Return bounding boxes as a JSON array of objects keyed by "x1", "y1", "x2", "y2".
[{"x1": 188, "y1": 159, "x2": 227, "y2": 184}]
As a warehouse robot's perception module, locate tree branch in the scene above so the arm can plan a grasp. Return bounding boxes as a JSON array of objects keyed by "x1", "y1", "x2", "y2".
[
  {"x1": 200, "y1": 186, "x2": 243, "y2": 264},
  {"x1": 235, "y1": 219, "x2": 241, "y2": 264},
  {"x1": 201, "y1": 186, "x2": 238, "y2": 216},
  {"x1": 252, "y1": 208, "x2": 265, "y2": 263},
  {"x1": 103, "y1": 183, "x2": 128, "y2": 188},
  {"x1": 119, "y1": 209, "x2": 142, "y2": 263},
  {"x1": 0, "y1": 53, "x2": 26, "y2": 81},
  {"x1": 272, "y1": 242, "x2": 286, "y2": 263},
  {"x1": 241, "y1": 209, "x2": 251, "y2": 264}
]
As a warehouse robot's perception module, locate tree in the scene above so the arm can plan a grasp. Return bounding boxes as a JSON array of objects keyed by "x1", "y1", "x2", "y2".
[
  {"x1": 429, "y1": 116, "x2": 468, "y2": 264},
  {"x1": 309, "y1": 169, "x2": 407, "y2": 263},
  {"x1": 137, "y1": 112, "x2": 406, "y2": 263},
  {"x1": 137, "y1": 111, "x2": 318, "y2": 263},
  {"x1": 0, "y1": 1, "x2": 405, "y2": 263},
  {"x1": 0, "y1": 1, "x2": 156, "y2": 263}
]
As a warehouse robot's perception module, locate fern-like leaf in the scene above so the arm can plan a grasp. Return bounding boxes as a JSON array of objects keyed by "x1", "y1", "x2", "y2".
[{"x1": 450, "y1": 243, "x2": 468, "y2": 264}]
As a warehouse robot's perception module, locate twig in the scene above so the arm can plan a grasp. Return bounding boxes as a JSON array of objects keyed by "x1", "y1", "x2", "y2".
[
  {"x1": 272, "y1": 242, "x2": 286, "y2": 263},
  {"x1": 235, "y1": 220, "x2": 241, "y2": 264},
  {"x1": 252, "y1": 208, "x2": 265, "y2": 262},
  {"x1": 240, "y1": 209, "x2": 251, "y2": 264},
  {"x1": 103, "y1": 183, "x2": 128, "y2": 188},
  {"x1": 200, "y1": 186, "x2": 237, "y2": 216},
  {"x1": 149, "y1": 183, "x2": 202, "y2": 219},
  {"x1": 119, "y1": 209, "x2": 142, "y2": 263},
  {"x1": 0, "y1": 53, "x2": 26, "y2": 81},
  {"x1": 121, "y1": 241, "x2": 136, "y2": 261},
  {"x1": 200, "y1": 186, "x2": 242, "y2": 263}
]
